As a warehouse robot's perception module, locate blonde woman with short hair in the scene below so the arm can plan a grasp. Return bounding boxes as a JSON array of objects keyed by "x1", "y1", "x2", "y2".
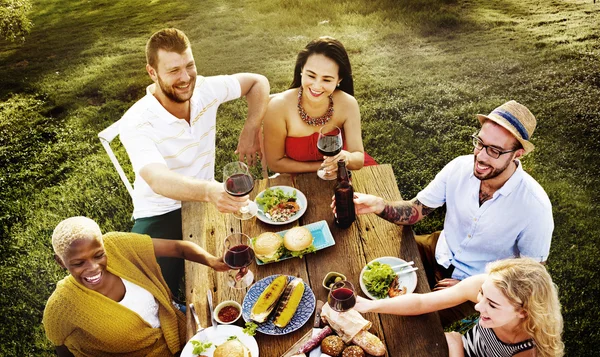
[{"x1": 355, "y1": 258, "x2": 564, "y2": 357}]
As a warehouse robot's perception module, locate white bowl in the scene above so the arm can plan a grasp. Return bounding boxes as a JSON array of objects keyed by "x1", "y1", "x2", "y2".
[
  {"x1": 213, "y1": 300, "x2": 242, "y2": 324},
  {"x1": 359, "y1": 256, "x2": 418, "y2": 300}
]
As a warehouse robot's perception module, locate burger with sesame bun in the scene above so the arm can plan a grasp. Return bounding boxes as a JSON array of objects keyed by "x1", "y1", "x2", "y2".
[
  {"x1": 213, "y1": 339, "x2": 250, "y2": 357},
  {"x1": 283, "y1": 227, "x2": 316, "y2": 258},
  {"x1": 253, "y1": 232, "x2": 284, "y2": 263}
]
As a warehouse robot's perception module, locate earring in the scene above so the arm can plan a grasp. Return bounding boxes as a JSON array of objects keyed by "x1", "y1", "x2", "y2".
[
  {"x1": 300, "y1": 73, "x2": 303, "y2": 76},
  {"x1": 336, "y1": 83, "x2": 340, "y2": 87}
]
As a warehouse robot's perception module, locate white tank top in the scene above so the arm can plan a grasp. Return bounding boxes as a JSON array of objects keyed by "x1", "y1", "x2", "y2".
[{"x1": 119, "y1": 278, "x2": 161, "y2": 328}]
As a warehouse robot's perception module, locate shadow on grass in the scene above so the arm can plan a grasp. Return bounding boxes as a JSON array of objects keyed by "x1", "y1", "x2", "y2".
[{"x1": 0, "y1": 0, "x2": 192, "y2": 100}]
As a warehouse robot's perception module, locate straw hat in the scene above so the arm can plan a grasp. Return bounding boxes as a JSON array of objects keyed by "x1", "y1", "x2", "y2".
[{"x1": 476, "y1": 100, "x2": 536, "y2": 154}]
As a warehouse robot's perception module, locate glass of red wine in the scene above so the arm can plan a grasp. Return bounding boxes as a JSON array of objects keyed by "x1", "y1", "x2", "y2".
[
  {"x1": 223, "y1": 161, "x2": 258, "y2": 220},
  {"x1": 317, "y1": 124, "x2": 343, "y2": 180},
  {"x1": 328, "y1": 280, "x2": 356, "y2": 312},
  {"x1": 223, "y1": 232, "x2": 255, "y2": 289}
]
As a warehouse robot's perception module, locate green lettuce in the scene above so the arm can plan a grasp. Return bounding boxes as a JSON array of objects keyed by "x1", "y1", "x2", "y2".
[
  {"x1": 256, "y1": 188, "x2": 297, "y2": 212},
  {"x1": 287, "y1": 244, "x2": 317, "y2": 258},
  {"x1": 243, "y1": 321, "x2": 258, "y2": 336},
  {"x1": 190, "y1": 340, "x2": 212, "y2": 355},
  {"x1": 362, "y1": 262, "x2": 395, "y2": 299}
]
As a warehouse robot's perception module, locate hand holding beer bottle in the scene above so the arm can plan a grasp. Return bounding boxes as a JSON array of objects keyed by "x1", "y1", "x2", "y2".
[{"x1": 333, "y1": 159, "x2": 356, "y2": 228}]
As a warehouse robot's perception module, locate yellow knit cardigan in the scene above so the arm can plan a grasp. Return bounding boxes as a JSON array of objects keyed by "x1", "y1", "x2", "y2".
[{"x1": 43, "y1": 232, "x2": 186, "y2": 356}]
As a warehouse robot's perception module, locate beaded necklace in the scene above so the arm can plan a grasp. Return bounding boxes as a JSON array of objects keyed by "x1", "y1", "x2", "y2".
[{"x1": 297, "y1": 87, "x2": 334, "y2": 126}]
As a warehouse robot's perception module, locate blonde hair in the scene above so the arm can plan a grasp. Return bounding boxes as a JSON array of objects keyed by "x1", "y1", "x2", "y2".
[
  {"x1": 487, "y1": 258, "x2": 564, "y2": 357},
  {"x1": 52, "y1": 216, "x2": 103, "y2": 262}
]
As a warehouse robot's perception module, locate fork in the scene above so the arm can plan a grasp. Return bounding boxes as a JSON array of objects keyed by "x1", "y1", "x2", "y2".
[
  {"x1": 390, "y1": 261, "x2": 415, "y2": 271},
  {"x1": 397, "y1": 266, "x2": 419, "y2": 275}
]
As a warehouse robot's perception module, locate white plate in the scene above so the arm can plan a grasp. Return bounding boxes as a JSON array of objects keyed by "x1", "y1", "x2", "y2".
[
  {"x1": 181, "y1": 325, "x2": 259, "y2": 357},
  {"x1": 360, "y1": 256, "x2": 417, "y2": 300},
  {"x1": 254, "y1": 186, "x2": 307, "y2": 225}
]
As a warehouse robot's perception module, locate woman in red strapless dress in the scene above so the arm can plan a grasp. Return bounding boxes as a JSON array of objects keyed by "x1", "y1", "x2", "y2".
[{"x1": 263, "y1": 37, "x2": 376, "y2": 178}]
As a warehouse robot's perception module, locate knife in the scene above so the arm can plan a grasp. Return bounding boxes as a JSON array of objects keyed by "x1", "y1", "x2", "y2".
[
  {"x1": 189, "y1": 303, "x2": 204, "y2": 333},
  {"x1": 207, "y1": 289, "x2": 217, "y2": 328},
  {"x1": 313, "y1": 300, "x2": 324, "y2": 329}
]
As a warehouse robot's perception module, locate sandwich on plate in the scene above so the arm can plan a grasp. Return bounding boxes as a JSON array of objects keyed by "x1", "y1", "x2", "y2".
[
  {"x1": 253, "y1": 232, "x2": 284, "y2": 263},
  {"x1": 284, "y1": 227, "x2": 316, "y2": 258},
  {"x1": 213, "y1": 339, "x2": 250, "y2": 357}
]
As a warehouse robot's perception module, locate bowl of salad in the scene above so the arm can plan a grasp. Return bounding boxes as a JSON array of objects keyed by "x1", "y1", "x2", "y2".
[
  {"x1": 359, "y1": 257, "x2": 418, "y2": 300},
  {"x1": 254, "y1": 186, "x2": 307, "y2": 225}
]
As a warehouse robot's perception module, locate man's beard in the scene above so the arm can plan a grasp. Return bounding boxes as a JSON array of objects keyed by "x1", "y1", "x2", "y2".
[
  {"x1": 157, "y1": 74, "x2": 195, "y2": 103},
  {"x1": 473, "y1": 155, "x2": 512, "y2": 181}
]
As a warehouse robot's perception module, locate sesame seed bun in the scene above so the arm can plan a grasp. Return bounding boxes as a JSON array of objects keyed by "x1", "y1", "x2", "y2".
[
  {"x1": 213, "y1": 339, "x2": 250, "y2": 357},
  {"x1": 283, "y1": 227, "x2": 313, "y2": 252},
  {"x1": 254, "y1": 232, "x2": 284, "y2": 262}
]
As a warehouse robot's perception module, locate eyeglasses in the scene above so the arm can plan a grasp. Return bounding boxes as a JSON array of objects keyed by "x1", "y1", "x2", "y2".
[{"x1": 471, "y1": 135, "x2": 516, "y2": 159}]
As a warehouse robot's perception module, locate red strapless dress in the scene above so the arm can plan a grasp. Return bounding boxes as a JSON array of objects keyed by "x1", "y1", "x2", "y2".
[{"x1": 284, "y1": 132, "x2": 378, "y2": 166}]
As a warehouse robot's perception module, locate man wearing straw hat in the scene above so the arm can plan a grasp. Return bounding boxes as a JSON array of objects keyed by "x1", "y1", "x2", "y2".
[{"x1": 350, "y1": 100, "x2": 553, "y2": 325}]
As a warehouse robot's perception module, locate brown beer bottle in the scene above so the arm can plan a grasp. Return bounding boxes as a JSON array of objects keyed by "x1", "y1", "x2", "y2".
[{"x1": 334, "y1": 159, "x2": 356, "y2": 228}]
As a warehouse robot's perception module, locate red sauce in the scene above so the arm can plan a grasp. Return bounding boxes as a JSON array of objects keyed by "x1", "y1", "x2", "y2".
[{"x1": 218, "y1": 305, "x2": 240, "y2": 323}]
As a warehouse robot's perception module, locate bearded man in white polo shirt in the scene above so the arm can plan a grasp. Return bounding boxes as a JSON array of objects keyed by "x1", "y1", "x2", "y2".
[
  {"x1": 350, "y1": 100, "x2": 553, "y2": 325},
  {"x1": 119, "y1": 28, "x2": 269, "y2": 300}
]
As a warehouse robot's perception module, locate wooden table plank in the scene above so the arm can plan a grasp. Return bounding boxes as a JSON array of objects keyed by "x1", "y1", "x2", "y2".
[
  {"x1": 245, "y1": 174, "x2": 313, "y2": 355},
  {"x1": 352, "y1": 166, "x2": 448, "y2": 357},
  {"x1": 295, "y1": 171, "x2": 390, "y2": 356},
  {"x1": 183, "y1": 165, "x2": 447, "y2": 357},
  {"x1": 184, "y1": 201, "x2": 242, "y2": 338}
]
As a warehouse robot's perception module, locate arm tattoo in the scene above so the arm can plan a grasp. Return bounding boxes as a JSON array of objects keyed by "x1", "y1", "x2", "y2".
[
  {"x1": 376, "y1": 201, "x2": 418, "y2": 225},
  {"x1": 416, "y1": 199, "x2": 435, "y2": 217},
  {"x1": 377, "y1": 199, "x2": 435, "y2": 225}
]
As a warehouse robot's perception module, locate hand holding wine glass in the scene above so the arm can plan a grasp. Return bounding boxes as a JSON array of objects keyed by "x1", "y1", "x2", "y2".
[
  {"x1": 328, "y1": 280, "x2": 356, "y2": 312},
  {"x1": 223, "y1": 161, "x2": 258, "y2": 220},
  {"x1": 317, "y1": 124, "x2": 343, "y2": 180},
  {"x1": 223, "y1": 233, "x2": 255, "y2": 289}
]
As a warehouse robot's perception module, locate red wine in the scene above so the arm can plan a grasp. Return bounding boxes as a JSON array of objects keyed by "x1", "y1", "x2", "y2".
[
  {"x1": 317, "y1": 136, "x2": 342, "y2": 157},
  {"x1": 225, "y1": 173, "x2": 254, "y2": 197},
  {"x1": 334, "y1": 160, "x2": 356, "y2": 228},
  {"x1": 328, "y1": 287, "x2": 356, "y2": 312},
  {"x1": 224, "y1": 244, "x2": 255, "y2": 269}
]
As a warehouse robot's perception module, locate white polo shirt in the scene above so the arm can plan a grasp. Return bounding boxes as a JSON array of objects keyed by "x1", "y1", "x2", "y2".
[
  {"x1": 119, "y1": 75, "x2": 241, "y2": 219},
  {"x1": 416, "y1": 155, "x2": 553, "y2": 280}
]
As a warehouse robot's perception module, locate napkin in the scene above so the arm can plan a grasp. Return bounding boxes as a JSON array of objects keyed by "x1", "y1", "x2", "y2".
[{"x1": 321, "y1": 303, "x2": 371, "y2": 343}]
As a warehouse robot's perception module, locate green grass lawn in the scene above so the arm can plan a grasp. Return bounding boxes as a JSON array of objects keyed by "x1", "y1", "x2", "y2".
[{"x1": 1, "y1": 0, "x2": 599, "y2": 355}]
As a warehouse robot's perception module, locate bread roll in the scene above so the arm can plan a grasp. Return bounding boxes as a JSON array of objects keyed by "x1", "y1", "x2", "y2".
[
  {"x1": 351, "y1": 330, "x2": 385, "y2": 356},
  {"x1": 213, "y1": 339, "x2": 250, "y2": 357},
  {"x1": 283, "y1": 227, "x2": 313, "y2": 252},
  {"x1": 342, "y1": 345, "x2": 365, "y2": 357},
  {"x1": 254, "y1": 232, "x2": 283, "y2": 262},
  {"x1": 321, "y1": 335, "x2": 345, "y2": 356}
]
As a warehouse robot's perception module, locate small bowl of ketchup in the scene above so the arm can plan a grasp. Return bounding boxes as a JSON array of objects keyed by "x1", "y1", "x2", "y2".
[{"x1": 214, "y1": 300, "x2": 242, "y2": 325}]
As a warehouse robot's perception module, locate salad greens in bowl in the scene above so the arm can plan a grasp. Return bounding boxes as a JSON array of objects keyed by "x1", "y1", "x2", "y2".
[{"x1": 254, "y1": 186, "x2": 307, "y2": 225}]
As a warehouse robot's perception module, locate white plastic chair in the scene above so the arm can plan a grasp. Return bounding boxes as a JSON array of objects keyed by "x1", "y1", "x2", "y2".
[{"x1": 98, "y1": 119, "x2": 134, "y2": 199}]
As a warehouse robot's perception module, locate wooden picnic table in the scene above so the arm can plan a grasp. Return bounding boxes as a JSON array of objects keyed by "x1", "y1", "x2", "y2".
[{"x1": 183, "y1": 164, "x2": 448, "y2": 357}]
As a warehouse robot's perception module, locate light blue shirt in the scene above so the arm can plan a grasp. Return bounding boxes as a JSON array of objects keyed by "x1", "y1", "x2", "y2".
[{"x1": 416, "y1": 155, "x2": 553, "y2": 280}]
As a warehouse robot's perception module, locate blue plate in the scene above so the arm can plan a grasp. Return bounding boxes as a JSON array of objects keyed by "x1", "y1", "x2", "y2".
[
  {"x1": 255, "y1": 220, "x2": 335, "y2": 265},
  {"x1": 242, "y1": 275, "x2": 315, "y2": 335}
]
